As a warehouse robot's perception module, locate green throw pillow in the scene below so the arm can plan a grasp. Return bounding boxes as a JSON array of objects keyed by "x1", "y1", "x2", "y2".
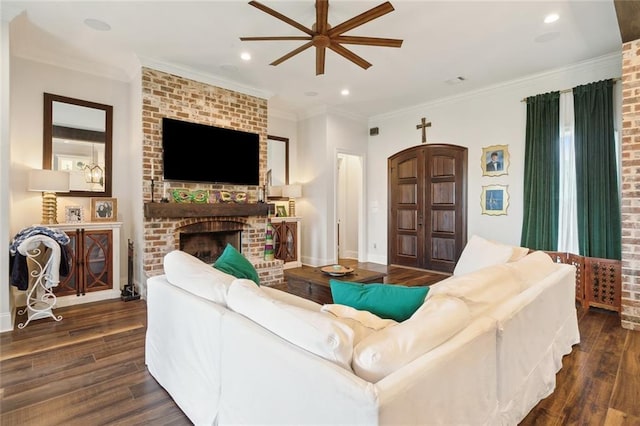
[
  {"x1": 214, "y1": 244, "x2": 260, "y2": 285},
  {"x1": 329, "y1": 279, "x2": 429, "y2": 322}
]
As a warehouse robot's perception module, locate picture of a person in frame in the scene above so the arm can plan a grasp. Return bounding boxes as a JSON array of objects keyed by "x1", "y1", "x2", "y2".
[{"x1": 486, "y1": 151, "x2": 503, "y2": 172}]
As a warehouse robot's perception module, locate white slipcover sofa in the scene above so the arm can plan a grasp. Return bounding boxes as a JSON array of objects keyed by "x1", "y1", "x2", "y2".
[{"x1": 145, "y1": 237, "x2": 579, "y2": 425}]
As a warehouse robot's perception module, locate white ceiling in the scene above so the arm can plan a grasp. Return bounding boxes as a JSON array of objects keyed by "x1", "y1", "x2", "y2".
[{"x1": 4, "y1": 0, "x2": 622, "y2": 118}]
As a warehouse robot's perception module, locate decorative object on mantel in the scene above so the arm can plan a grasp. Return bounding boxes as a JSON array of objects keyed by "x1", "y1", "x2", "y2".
[
  {"x1": 282, "y1": 184, "x2": 302, "y2": 217},
  {"x1": 264, "y1": 217, "x2": 275, "y2": 261},
  {"x1": 28, "y1": 169, "x2": 70, "y2": 224},
  {"x1": 191, "y1": 190, "x2": 209, "y2": 204},
  {"x1": 233, "y1": 191, "x2": 247, "y2": 203},
  {"x1": 416, "y1": 117, "x2": 432, "y2": 143},
  {"x1": 172, "y1": 188, "x2": 192, "y2": 203},
  {"x1": 240, "y1": 0, "x2": 403, "y2": 76}
]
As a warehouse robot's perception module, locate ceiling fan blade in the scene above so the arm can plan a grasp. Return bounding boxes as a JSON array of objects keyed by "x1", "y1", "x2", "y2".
[
  {"x1": 334, "y1": 36, "x2": 403, "y2": 48},
  {"x1": 328, "y1": 42, "x2": 372, "y2": 70},
  {"x1": 328, "y1": 2, "x2": 395, "y2": 37},
  {"x1": 316, "y1": 0, "x2": 329, "y2": 34},
  {"x1": 249, "y1": 1, "x2": 314, "y2": 36},
  {"x1": 241, "y1": 36, "x2": 312, "y2": 41},
  {"x1": 270, "y1": 41, "x2": 314, "y2": 66},
  {"x1": 316, "y1": 46, "x2": 326, "y2": 75}
]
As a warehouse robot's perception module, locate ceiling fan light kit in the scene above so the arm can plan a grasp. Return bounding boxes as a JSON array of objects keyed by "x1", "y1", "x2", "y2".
[{"x1": 240, "y1": 0, "x2": 403, "y2": 75}]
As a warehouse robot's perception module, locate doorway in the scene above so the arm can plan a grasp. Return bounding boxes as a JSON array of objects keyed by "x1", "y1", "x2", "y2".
[{"x1": 336, "y1": 153, "x2": 363, "y2": 261}]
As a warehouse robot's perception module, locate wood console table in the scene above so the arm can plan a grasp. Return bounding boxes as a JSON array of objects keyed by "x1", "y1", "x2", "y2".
[{"x1": 544, "y1": 251, "x2": 621, "y2": 312}]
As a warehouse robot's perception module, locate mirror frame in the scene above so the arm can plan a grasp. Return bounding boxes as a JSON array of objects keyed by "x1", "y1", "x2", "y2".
[
  {"x1": 267, "y1": 134, "x2": 289, "y2": 186},
  {"x1": 43, "y1": 93, "x2": 113, "y2": 197}
]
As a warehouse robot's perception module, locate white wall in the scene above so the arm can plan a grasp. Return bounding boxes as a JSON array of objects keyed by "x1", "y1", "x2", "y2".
[
  {"x1": 337, "y1": 153, "x2": 361, "y2": 259},
  {"x1": 1, "y1": 17, "x2": 14, "y2": 331},
  {"x1": 366, "y1": 53, "x2": 622, "y2": 264},
  {"x1": 9, "y1": 57, "x2": 133, "y2": 292}
]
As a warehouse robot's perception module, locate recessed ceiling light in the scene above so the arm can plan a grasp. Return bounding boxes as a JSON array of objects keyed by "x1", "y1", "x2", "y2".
[
  {"x1": 84, "y1": 18, "x2": 111, "y2": 31},
  {"x1": 240, "y1": 52, "x2": 251, "y2": 61},
  {"x1": 341, "y1": 89, "x2": 350, "y2": 96},
  {"x1": 544, "y1": 13, "x2": 559, "y2": 24}
]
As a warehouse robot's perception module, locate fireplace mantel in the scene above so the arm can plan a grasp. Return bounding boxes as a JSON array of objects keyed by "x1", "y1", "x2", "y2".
[{"x1": 144, "y1": 202, "x2": 274, "y2": 219}]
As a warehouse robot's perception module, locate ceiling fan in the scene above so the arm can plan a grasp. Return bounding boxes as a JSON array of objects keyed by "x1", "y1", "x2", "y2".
[{"x1": 240, "y1": 0, "x2": 403, "y2": 75}]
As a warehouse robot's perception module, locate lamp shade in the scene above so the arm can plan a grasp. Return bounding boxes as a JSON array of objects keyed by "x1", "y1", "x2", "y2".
[
  {"x1": 28, "y1": 169, "x2": 70, "y2": 192},
  {"x1": 282, "y1": 184, "x2": 302, "y2": 199}
]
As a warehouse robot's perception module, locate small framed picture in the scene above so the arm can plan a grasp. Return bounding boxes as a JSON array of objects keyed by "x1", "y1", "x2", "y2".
[
  {"x1": 65, "y1": 205, "x2": 84, "y2": 223},
  {"x1": 276, "y1": 205, "x2": 288, "y2": 217},
  {"x1": 90, "y1": 197, "x2": 118, "y2": 222},
  {"x1": 482, "y1": 144, "x2": 509, "y2": 177},
  {"x1": 481, "y1": 185, "x2": 509, "y2": 216}
]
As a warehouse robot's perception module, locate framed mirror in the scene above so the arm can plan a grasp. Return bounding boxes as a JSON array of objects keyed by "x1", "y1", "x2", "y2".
[
  {"x1": 43, "y1": 93, "x2": 113, "y2": 197},
  {"x1": 267, "y1": 135, "x2": 289, "y2": 188}
]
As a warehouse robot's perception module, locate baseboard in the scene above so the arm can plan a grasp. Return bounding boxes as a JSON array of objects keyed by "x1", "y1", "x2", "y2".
[
  {"x1": 366, "y1": 253, "x2": 387, "y2": 265},
  {"x1": 0, "y1": 309, "x2": 15, "y2": 332}
]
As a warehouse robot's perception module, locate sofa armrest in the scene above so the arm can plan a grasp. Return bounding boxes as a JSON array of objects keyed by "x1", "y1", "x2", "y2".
[{"x1": 376, "y1": 316, "x2": 499, "y2": 426}]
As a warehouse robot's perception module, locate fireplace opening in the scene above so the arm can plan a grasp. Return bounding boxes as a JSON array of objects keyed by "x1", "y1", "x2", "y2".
[{"x1": 180, "y1": 231, "x2": 241, "y2": 264}]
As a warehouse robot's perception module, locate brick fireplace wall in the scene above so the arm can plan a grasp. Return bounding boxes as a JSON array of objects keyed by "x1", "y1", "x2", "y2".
[
  {"x1": 141, "y1": 68, "x2": 282, "y2": 287},
  {"x1": 621, "y1": 39, "x2": 640, "y2": 330}
]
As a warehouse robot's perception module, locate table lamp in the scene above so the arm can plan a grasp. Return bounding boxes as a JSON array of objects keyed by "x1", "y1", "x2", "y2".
[
  {"x1": 28, "y1": 169, "x2": 70, "y2": 224},
  {"x1": 282, "y1": 184, "x2": 302, "y2": 217}
]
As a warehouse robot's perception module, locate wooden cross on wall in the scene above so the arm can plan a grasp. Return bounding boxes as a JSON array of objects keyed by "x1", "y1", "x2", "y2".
[{"x1": 416, "y1": 117, "x2": 432, "y2": 143}]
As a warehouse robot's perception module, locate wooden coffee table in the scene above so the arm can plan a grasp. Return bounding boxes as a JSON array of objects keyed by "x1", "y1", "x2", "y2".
[{"x1": 284, "y1": 266, "x2": 387, "y2": 305}]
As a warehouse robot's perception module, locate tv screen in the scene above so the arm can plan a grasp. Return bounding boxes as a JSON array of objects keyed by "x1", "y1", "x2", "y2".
[{"x1": 162, "y1": 117, "x2": 260, "y2": 186}]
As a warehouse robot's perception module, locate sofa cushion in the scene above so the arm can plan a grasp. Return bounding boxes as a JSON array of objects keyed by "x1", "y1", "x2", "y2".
[
  {"x1": 352, "y1": 295, "x2": 471, "y2": 383},
  {"x1": 227, "y1": 279, "x2": 354, "y2": 370},
  {"x1": 508, "y1": 246, "x2": 530, "y2": 262},
  {"x1": 329, "y1": 280, "x2": 429, "y2": 322},
  {"x1": 505, "y1": 250, "x2": 560, "y2": 289},
  {"x1": 214, "y1": 243, "x2": 260, "y2": 285},
  {"x1": 453, "y1": 235, "x2": 514, "y2": 276},
  {"x1": 261, "y1": 286, "x2": 323, "y2": 312},
  {"x1": 163, "y1": 250, "x2": 236, "y2": 306},
  {"x1": 429, "y1": 264, "x2": 524, "y2": 318},
  {"x1": 321, "y1": 304, "x2": 397, "y2": 345}
]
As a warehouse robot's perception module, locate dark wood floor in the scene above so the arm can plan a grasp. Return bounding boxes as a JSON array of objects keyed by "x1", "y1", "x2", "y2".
[{"x1": 1, "y1": 261, "x2": 638, "y2": 425}]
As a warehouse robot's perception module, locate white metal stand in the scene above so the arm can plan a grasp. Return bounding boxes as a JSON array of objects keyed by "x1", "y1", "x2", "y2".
[{"x1": 17, "y1": 235, "x2": 63, "y2": 328}]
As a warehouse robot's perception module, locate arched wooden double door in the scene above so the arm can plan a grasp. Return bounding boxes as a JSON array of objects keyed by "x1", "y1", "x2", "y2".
[{"x1": 388, "y1": 144, "x2": 467, "y2": 273}]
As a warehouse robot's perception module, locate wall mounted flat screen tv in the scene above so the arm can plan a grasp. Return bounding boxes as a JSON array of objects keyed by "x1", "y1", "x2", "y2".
[{"x1": 162, "y1": 117, "x2": 260, "y2": 185}]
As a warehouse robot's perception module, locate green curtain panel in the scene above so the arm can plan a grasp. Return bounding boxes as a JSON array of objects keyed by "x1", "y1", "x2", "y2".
[
  {"x1": 521, "y1": 92, "x2": 560, "y2": 251},
  {"x1": 573, "y1": 80, "x2": 621, "y2": 260}
]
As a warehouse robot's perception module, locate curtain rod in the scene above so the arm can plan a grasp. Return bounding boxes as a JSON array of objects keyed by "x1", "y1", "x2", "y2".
[{"x1": 520, "y1": 77, "x2": 621, "y2": 103}]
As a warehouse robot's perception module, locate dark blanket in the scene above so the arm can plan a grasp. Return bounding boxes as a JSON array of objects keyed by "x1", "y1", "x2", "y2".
[{"x1": 9, "y1": 226, "x2": 71, "y2": 291}]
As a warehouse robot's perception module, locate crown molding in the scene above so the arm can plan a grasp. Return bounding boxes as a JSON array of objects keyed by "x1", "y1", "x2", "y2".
[
  {"x1": 268, "y1": 107, "x2": 298, "y2": 122},
  {"x1": 371, "y1": 51, "x2": 623, "y2": 122},
  {"x1": 139, "y1": 56, "x2": 273, "y2": 101}
]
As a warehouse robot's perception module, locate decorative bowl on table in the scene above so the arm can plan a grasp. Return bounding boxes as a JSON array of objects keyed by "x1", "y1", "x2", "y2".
[{"x1": 320, "y1": 265, "x2": 355, "y2": 277}]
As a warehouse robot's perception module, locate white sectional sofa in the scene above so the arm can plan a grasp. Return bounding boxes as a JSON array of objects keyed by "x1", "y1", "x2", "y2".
[{"x1": 145, "y1": 237, "x2": 580, "y2": 425}]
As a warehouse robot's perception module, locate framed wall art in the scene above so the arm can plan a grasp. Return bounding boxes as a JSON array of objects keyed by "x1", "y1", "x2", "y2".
[
  {"x1": 90, "y1": 197, "x2": 118, "y2": 222},
  {"x1": 481, "y1": 185, "x2": 509, "y2": 216},
  {"x1": 276, "y1": 205, "x2": 288, "y2": 217},
  {"x1": 65, "y1": 205, "x2": 84, "y2": 223},
  {"x1": 482, "y1": 144, "x2": 509, "y2": 177}
]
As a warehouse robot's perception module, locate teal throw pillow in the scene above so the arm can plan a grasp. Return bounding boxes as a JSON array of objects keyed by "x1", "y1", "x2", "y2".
[
  {"x1": 213, "y1": 244, "x2": 260, "y2": 285},
  {"x1": 329, "y1": 279, "x2": 429, "y2": 322}
]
